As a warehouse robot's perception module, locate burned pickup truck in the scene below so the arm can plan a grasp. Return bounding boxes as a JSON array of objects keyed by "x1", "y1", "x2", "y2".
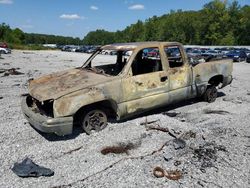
[{"x1": 21, "y1": 42, "x2": 233, "y2": 136}]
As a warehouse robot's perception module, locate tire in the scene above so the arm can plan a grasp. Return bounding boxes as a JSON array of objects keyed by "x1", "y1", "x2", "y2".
[
  {"x1": 203, "y1": 85, "x2": 217, "y2": 103},
  {"x1": 80, "y1": 108, "x2": 108, "y2": 135}
]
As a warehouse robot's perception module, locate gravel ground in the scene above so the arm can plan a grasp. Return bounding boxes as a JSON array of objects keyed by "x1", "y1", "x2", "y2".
[{"x1": 0, "y1": 50, "x2": 249, "y2": 188}]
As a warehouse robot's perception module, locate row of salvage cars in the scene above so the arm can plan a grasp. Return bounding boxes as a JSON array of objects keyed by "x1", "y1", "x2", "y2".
[
  {"x1": 186, "y1": 47, "x2": 250, "y2": 63},
  {"x1": 0, "y1": 42, "x2": 11, "y2": 54}
]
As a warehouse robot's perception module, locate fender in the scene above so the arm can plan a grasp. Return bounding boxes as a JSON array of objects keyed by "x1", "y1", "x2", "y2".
[{"x1": 53, "y1": 87, "x2": 110, "y2": 117}]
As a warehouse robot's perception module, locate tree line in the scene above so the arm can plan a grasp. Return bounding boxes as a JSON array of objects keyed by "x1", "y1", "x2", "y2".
[
  {"x1": 0, "y1": 0, "x2": 249, "y2": 48},
  {"x1": 83, "y1": 0, "x2": 250, "y2": 45},
  {"x1": 0, "y1": 23, "x2": 83, "y2": 47}
]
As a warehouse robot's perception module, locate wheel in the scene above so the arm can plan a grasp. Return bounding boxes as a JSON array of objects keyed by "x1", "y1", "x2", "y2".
[
  {"x1": 80, "y1": 108, "x2": 107, "y2": 134},
  {"x1": 203, "y1": 85, "x2": 217, "y2": 103}
]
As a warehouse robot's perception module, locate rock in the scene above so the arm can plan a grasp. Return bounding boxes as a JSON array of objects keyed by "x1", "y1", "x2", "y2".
[
  {"x1": 173, "y1": 138, "x2": 186, "y2": 150},
  {"x1": 163, "y1": 152, "x2": 173, "y2": 161}
]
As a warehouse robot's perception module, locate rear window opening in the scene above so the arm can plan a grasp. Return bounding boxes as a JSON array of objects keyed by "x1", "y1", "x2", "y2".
[{"x1": 131, "y1": 47, "x2": 163, "y2": 76}]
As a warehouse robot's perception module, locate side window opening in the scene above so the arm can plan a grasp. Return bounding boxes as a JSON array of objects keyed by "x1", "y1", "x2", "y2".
[
  {"x1": 164, "y1": 46, "x2": 184, "y2": 68},
  {"x1": 132, "y1": 47, "x2": 163, "y2": 76}
]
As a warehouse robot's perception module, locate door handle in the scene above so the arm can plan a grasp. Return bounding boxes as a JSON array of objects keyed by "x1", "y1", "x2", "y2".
[{"x1": 160, "y1": 76, "x2": 168, "y2": 82}]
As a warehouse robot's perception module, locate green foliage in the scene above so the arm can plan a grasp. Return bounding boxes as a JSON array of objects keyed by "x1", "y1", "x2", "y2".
[
  {"x1": 83, "y1": 0, "x2": 250, "y2": 46},
  {"x1": 0, "y1": 23, "x2": 83, "y2": 49},
  {"x1": 0, "y1": 0, "x2": 249, "y2": 48}
]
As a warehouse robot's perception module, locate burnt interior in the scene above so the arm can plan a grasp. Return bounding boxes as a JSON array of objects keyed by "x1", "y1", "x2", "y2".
[
  {"x1": 89, "y1": 50, "x2": 128, "y2": 76},
  {"x1": 27, "y1": 95, "x2": 54, "y2": 117}
]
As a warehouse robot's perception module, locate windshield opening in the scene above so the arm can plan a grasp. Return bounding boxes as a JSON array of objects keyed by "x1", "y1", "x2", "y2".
[{"x1": 83, "y1": 49, "x2": 133, "y2": 76}]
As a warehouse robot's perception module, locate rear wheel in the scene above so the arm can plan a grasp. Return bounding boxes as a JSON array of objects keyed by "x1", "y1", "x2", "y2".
[
  {"x1": 80, "y1": 108, "x2": 108, "y2": 134},
  {"x1": 203, "y1": 85, "x2": 217, "y2": 103}
]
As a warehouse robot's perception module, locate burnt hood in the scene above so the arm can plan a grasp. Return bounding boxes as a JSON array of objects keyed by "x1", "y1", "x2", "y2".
[{"x1": 29, "y1": 68, "x2": 111, "y2": 101}]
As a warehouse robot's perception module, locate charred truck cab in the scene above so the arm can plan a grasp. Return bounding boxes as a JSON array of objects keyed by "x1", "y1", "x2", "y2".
[{"x1": 21, "y1": 42, "x2": 233, "y2": 136}]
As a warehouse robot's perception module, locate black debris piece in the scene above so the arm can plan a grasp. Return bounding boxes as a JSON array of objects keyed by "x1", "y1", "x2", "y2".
[
  {"x1": 11, "y1": 158, "x2": 54, "y2": 178},
  {"x1": 20, "y1": 93, "x2": 29, "y2": 97},
  {"x1": 0, "y1": 96, "x2": 3, "y2": 100},
  {"x1": 163, "y1": 111, "x2": 180, "y2": 117},
  {"x1": 192, "y1": 142, "x2": 227, "y2": 170},
  {"x1": 173, "y1": 138, "x2": 186, "y2": 150},
  {"x1": 1, "y1": 68, "x2": 24, "y2": 77},
  {"x1": 203, "y1": 109, "x2": 230, "y2": 115}
]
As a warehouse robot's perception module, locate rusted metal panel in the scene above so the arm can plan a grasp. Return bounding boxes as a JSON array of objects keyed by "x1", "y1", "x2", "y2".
[
  {"x1": 53, "y1": 79, "x2": 122, "y2": 117},
  {"x1": 26, "y1": 42, "x2": 233, "y2": 124},
  {"x1": 29, "y1": 68, "x2": 114, "y2": 101},
  {"x1": 193, "y1": 59, "x2": 233, "y2": 85}
]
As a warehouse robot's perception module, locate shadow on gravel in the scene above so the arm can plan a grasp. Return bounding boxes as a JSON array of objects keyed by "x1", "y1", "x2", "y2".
[
  {"x1": 31, "y1": 92, "x2": 226, "y2": 141},
  {"x1": 31, "y1": 124, "x2": 83, "y2": 142},
  {"x1": 118, "y1": 92, "x2": 226, "y2": 123}
]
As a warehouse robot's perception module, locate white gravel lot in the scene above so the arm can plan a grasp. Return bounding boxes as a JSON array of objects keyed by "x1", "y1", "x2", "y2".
[{"x1": 0, "y1": 50, "x2": 249, "y2": 188}]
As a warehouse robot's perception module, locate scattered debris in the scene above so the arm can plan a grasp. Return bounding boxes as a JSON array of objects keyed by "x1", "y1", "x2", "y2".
[
  {"x1": 171, "y1": 129, "x2": 182, "y2": 135},
  {"x1": 192, "y1": 142, "x2": 227, "y2": 171},
  {"x1": 153, "y1": 166, "x2": 182, "y2": 180},
  {"x1": 203, "y1": 109, "x2": 230, "y2": 115},
  {"x1": 1, "y1": 68, "x2": 24, "y2": 76},
  {"x1": 180, "y1": 130, "x2": 196, "y2": 140},
  {"x1": 146, "y1": 125, "x2": 169, "y2": 133},
  {"x1": 11, "y1": 158, "x2": 54, "y2": 178},
  {"x1": 174, "y1": 160, "x2": 181, "y2": 166},
  {"x1": 153, "y1": 166, "x2": 165, "y2": 178},
  {"x1": 162, "y1": 111, "x2": 180, "y2": 117},
  {"x1": 101, "y1": 142, "x2": 139, "y2": 155},
  {"x1": 140, "y1": 117, "x2": 176, "y2": 138},
  {"x1": 20, "y1": 93, "x2": 29, "y2": 97},
  {"x1": 173, "y1": 138, "x2": 186, "y2": 150},
  {"x1": 63, "y1": 146, "x2": 83, "y2": 155},
  {"x1": 140, "y1": 119, "x2": 160, "y2": 126},
  {"x1": 166, "y1": 170, "x2": 182, "y2": 180},
  {"x1": 180, "y1": 118, "x2": 186, "y2": 122},
  {"x1": 12, "y1": 84, "x2": 20, "y2": 87},
  {"x1": 163, "y1": 153, "x2": 173, "y2": 161},
  {"x1": 23, "y1": 52, "x2": 34, "y2": 54}
]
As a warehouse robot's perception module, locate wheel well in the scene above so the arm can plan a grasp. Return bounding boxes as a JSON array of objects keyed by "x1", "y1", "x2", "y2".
[
  {"x1": 208, "y1": 75, "x2": 223, "y2": 86},
  {"x1": 73, "y1": 100, "x2": 117, "y2": 124}
]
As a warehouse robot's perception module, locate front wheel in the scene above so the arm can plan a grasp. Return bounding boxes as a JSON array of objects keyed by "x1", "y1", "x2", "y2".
[
  {"x1": 203, "y1": 85, "x2": 217, "y2": 103},
  {"x1": 80, "y1": 109, "x2": 108, "y2": 134}
]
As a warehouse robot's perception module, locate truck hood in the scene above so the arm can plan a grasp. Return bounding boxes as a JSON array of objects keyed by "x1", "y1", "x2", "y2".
[{"x1": 29, "y1": 68, "x2": 112, "y2": 101}]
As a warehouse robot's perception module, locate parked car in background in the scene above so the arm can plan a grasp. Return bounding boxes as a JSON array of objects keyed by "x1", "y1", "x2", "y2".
[
  {"x1": 246, "y1": 54, "x2": 250, "y2": 63},
  {"x1": 0, "y1": 47, "x2": 11, "y2": 54},
  {"x1": 0, "y1": 42, "x2": 8, "y2": 49},
  {"x1": 147, "y1": 48, "x2": 160, "y2": 58},
  {"x1": 75, "y1": 46, "x2": 88, "y2": 53},
  {"x1": 187, "y1": 49, "x2": 202, "y2": 58},
  {"x1": 202, "y1": 50, "x2": 223, "y2": 61},
  {"x1": 226, "y1": 50, "x2": 247, "y2": 62}
]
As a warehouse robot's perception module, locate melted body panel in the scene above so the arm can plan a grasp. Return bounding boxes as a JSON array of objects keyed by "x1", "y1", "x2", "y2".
[
  {"x1": 29, "y1": 68, "x2": 113, "y2": 101},
  {"x1": 23, "y1": 42, "x2": 233, "y2": 135}
]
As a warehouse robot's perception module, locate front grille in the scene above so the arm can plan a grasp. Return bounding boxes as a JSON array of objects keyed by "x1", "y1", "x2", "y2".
[{"x1": 27, "y1": 95, "x2": 54, "y2": 117}]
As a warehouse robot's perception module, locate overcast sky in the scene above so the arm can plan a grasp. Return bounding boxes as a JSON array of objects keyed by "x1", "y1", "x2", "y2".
[{"x1": 0, "y1": 0, "x2": 249, "y2": 38}]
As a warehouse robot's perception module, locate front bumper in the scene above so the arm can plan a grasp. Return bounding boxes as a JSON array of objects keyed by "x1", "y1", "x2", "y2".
[{"x1": 21, "y1": 97, "x2": 73, "y2": 136}]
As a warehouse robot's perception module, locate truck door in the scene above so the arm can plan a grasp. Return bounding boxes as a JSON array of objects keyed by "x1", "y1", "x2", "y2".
[
  {"x1": 121, "y1": 47, "x2": 170, "y2": 115},
  {"x1": 164, "y1": 45, "x2": 193, "y2": 103}
]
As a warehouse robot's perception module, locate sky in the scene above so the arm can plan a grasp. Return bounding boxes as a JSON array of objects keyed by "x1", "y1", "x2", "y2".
[{"x1": 0, "y1": 0, "x2": 249, "y2": 39}]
